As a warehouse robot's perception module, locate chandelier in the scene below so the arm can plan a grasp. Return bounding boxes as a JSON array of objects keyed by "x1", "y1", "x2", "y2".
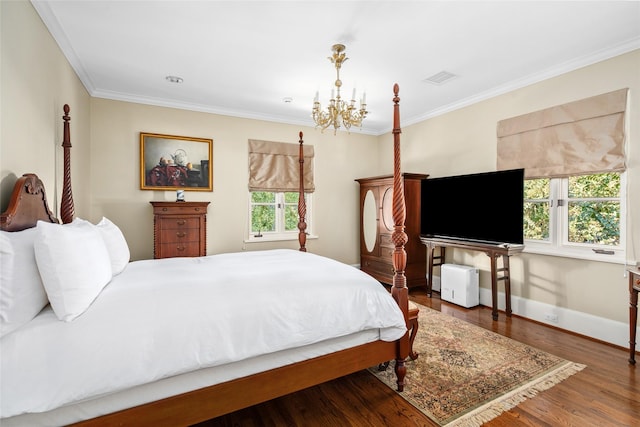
[{"x1": 312, "y1": 44, "x2": 368, "y2": 134}]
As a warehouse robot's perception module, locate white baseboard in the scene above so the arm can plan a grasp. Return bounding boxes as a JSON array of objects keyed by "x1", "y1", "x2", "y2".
[
  {"x1": 358, "y1": 265, "x2": 629, "y2": 349},
  {"x1": 479, "y1": 287, "x2": 629, "y2": 349}
]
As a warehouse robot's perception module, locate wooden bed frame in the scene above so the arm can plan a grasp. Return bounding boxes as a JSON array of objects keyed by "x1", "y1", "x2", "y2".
[{"x1": 0, "y1": 84, "x2": 410, "y2": 426}]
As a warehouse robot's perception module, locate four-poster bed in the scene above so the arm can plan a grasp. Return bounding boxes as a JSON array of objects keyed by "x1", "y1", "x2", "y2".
[{"x1": 0, "y1": 85, "x2": 411, "y2": 426}]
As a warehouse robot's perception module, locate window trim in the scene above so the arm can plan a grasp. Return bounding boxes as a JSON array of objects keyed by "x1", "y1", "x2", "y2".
[{"x1": 523, "y1": 172, "x2": 626, "y2": 264}]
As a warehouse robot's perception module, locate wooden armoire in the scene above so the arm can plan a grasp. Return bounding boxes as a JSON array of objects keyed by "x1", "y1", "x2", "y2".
[{"x1": 356, "y1": 173, "x2": 428, "y2": 288}]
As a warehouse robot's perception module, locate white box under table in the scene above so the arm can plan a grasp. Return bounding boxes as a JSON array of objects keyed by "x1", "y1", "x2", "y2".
[{"x1": 440, "y1": 264, "x2": 479, "y2": 308}]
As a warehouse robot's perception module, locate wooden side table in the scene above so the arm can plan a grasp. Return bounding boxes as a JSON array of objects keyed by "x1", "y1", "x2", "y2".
[
  {"x1": 150, "y1": 201, "x2": 209, "y2": 259},
  {"x1": 629, "y1": 266, "x2": 640, "y2": 364}
]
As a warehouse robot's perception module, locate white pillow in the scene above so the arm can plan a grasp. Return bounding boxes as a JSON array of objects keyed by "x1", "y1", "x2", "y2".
[
  {"x1": 34, "y1": 220, "x2": 112, "y2": 322},
  {"x1": 96, "y1": 217, "x2": 130, "y2": 275},
  {"x1": 0, "y1": 228, "x2": 49, "y2": 337}
]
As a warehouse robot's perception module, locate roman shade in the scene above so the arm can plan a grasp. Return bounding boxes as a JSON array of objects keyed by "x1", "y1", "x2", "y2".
[
  {"x1": 248, "y1": 139, "x2": 315, "y2": 192},
  {"x1": 497, "y1": 88, "x2": 628, "y2": 178}
]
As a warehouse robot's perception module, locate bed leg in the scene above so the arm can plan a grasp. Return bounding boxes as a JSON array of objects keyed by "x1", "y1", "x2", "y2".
[{"x1": 394, "y1": 357, "x2": 406, "y2": 392}]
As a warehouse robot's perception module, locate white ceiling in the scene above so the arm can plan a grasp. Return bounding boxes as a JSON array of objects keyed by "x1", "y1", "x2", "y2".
[{"x1": 32, "y1": 1, "x2": 640, "y2": 135}]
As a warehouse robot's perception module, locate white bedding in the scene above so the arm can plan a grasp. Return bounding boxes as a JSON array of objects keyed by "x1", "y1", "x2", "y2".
[
  {"x1": 0, "y1": 249, "x2": 406, "y2": 419},
  {"x1": 3, "y1": 330, "x2": 381, "y2": 427}
]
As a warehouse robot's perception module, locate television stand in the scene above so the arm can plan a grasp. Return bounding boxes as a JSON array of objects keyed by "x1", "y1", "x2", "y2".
[{"x1": 419, "y1": 236, "x2": 524, "y2": 320}]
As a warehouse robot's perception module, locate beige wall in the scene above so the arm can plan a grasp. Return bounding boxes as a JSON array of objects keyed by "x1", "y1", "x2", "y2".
[
  {"x1": 89, "y1": 99, "x2": 379, "y2": 262},
  {"x1": 382, "y1": 50, "x2": 640, "y2": 325},
  {"x1": 1, "y1": 0, "x2": 91, "y2": 216},
  {"x1": 2, "y1": 1, "x2": 638, "y2": 342}
]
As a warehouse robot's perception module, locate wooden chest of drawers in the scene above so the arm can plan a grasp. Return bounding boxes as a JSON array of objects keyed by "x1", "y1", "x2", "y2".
[{"x1": 150, "y1": 201, "x2": 210, "y2": 259}]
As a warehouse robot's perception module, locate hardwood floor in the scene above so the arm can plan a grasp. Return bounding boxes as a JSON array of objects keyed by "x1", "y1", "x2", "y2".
[{"x1": 197, "y1": 288, "x2": 639, "y2": 426}]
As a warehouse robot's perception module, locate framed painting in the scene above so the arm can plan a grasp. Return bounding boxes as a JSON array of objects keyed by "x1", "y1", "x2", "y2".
[{"x1": 140, "y1": 133, "x2": 213, "y2": 191}]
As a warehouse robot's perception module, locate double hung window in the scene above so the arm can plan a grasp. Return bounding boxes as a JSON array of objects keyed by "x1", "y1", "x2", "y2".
[{"x1": 524, "y1": 172, "x2": 625, "y2": 262}]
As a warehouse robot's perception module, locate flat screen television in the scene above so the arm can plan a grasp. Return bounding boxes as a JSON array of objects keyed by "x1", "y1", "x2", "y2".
[{"x1": 420, "y1": 168, "x2": 524, "y2": 245}]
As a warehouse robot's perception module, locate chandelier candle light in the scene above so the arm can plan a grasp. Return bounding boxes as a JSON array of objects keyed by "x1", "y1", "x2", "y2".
[{"x1": 312, "y1": 44, "x2": 368, "y2": 134}]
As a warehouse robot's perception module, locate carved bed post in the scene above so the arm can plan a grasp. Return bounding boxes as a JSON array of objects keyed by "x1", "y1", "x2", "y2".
[
  {"x1": 298, "y1": 131, "x2": 307, "y2": 252},
  {"x1": 391, "y1": 84, "x2": 409, "y2": 391},
  {"x1": 60, "y1": 104, "x2": 75, "y2": 224}
]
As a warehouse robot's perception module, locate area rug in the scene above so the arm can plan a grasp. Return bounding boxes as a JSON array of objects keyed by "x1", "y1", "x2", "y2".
[{"x1": 369, "y1": 304, "x2": 586, "y2": 426}]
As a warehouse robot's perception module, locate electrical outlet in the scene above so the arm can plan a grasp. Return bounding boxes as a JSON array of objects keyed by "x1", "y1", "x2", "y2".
[{"x1": 544, "y1": 313, "x2": 559, "y2": 323}]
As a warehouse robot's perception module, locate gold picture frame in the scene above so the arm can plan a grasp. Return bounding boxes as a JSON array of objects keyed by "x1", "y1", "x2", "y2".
[{"x1": 140, "y1": 133, "x2": 213, "y2": 191}]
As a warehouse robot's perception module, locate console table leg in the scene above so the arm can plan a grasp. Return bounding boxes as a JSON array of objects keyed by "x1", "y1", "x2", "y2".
[
  {"x1": 630, "y1": 275, "x2": 638, "y2": 365},
  {"x1": 503, "y1": 254, "x2": 512, "y2": 317},
  {"x1": 426, "y1": 244, "x2": 434, "y2": 297},
  {"x1": 490, "y1": 255, "x2": 499, "y2": 321}
]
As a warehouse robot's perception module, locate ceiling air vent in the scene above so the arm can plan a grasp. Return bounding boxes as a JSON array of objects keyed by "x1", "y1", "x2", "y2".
[{"x1": 423, "y1": 71, "x2": 457, "y2": 85}]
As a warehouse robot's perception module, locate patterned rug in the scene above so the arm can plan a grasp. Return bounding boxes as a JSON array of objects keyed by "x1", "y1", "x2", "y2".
[{"x1": 369, "y1": 304, "x2": 586, "y2": 426}]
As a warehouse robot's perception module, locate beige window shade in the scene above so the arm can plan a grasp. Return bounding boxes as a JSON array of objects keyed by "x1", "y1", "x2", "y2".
[
  {"x1": 497, "y1": 88, "x2": 628, "y2": 178},
  {"x1": 248, "y1": 139, "x2": 315, "y2": 192}
]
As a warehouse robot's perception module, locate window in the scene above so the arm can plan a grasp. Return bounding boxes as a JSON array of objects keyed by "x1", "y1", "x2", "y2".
[
  {"x1": 496, "y1": 90, "x2": 628, "y2": 263},
  {"x1": 523, "y1": 172, "x2": 625, "y2": 262},
  {"x1": 249, "y1": 191, "x2": 311, "y2": 241},
  {"x1": 247, "y1": 139, "x2": 315, "y2": 242}
]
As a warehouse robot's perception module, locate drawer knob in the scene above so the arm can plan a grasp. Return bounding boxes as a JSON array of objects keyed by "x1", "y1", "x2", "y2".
[
  {"x1": 176, "y1": 219, "x2": 186, "y2": 226},
  {"x1": 176, "y1": 232, "x2": 186, "y2": 238},
  {"x1": 177, "y1": 246, "x2": 185, "y2": 251},
  {"x1": 162, "y1": 207, "x2": 167, "y2": 211}
]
